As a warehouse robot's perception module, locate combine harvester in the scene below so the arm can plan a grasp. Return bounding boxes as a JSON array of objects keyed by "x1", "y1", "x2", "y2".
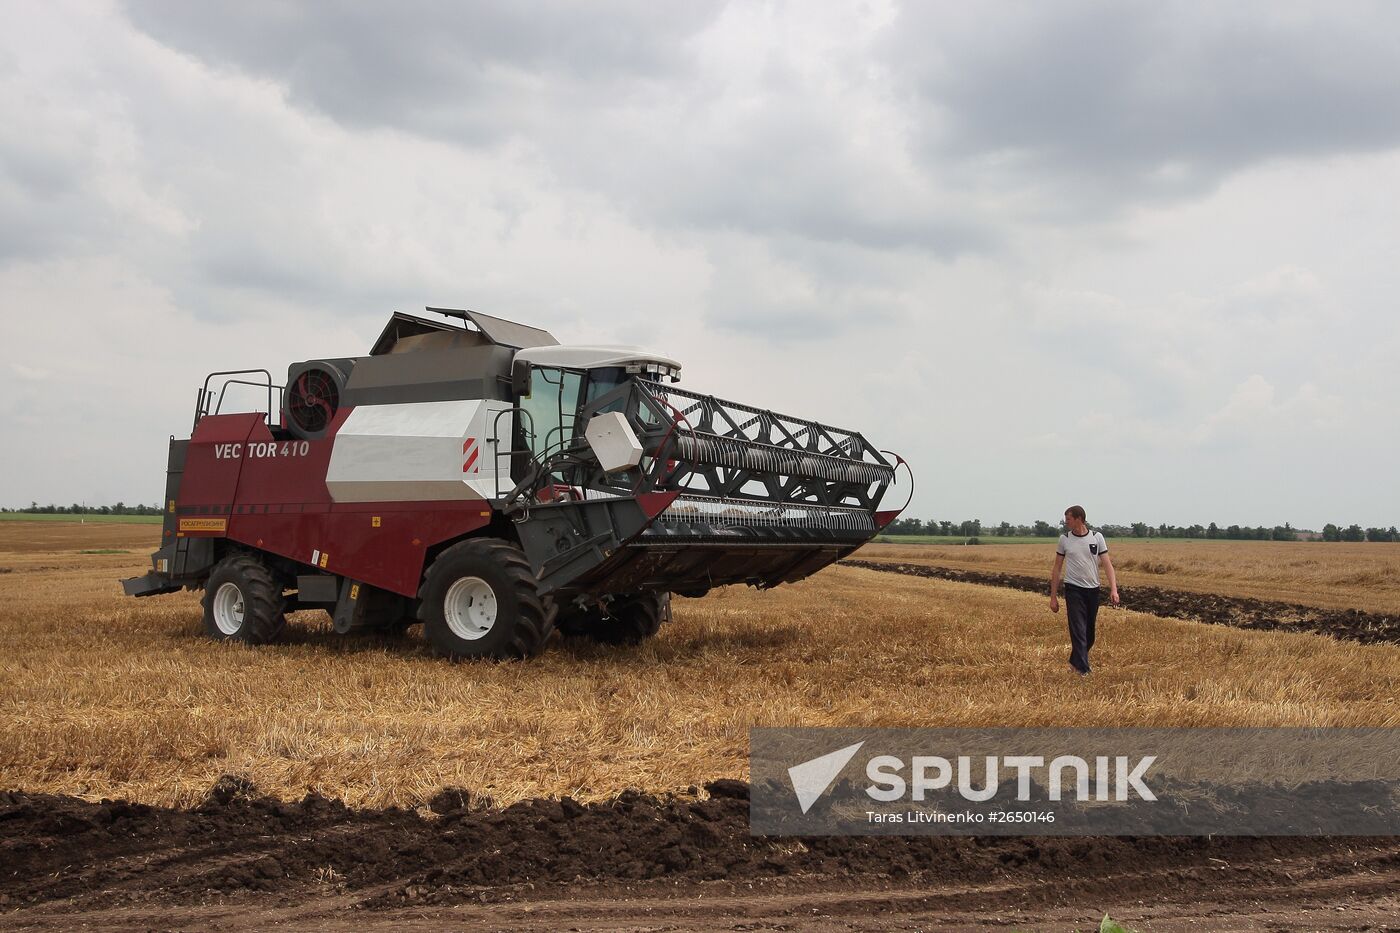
[{"x1": 123, "y1": 309, "x2": 908, "y2": 658}]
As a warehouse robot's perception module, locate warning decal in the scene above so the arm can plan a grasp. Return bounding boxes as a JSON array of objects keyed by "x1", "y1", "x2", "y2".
[{"x1": 178, "y1": 518, "x2": 227, "y2": 533}]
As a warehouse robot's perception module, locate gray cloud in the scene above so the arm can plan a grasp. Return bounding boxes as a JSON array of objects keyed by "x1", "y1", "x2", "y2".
[
  {"x1": 119, "y1": 1, "x2": 994, "y2": 261},
  {"x1": 119, "y1": 0, "x2": 1400, "y2": 269},
  {"x1": 3, "y1": 1, "x2": 1398, "y2": 524},
  {"x1": 122, "y1": 0, "x2": 720, "y2": 141},
  {"x1": 0, "y1": 73, "x2": 106, "y2": 263},
  {"x1": 891, "y1": 1, "x2": 1400, "y2": 212}
]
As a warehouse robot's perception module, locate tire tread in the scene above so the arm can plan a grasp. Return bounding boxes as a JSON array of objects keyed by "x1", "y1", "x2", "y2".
[
  {"x1": 418, "y1": 538, "x2": 553, "y2": 659},
  {"x1": 202, "y1": 552, "x2": 287, "y2": 644}
]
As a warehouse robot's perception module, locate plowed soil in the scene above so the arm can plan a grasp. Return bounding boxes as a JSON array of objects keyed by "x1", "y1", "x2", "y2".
[
  {"x1": 843, "y1": 559, "x2": 1400, "y2": 645},
  {"x1": 3, "y1": 778, "x2": 1399, "y2": 931}
]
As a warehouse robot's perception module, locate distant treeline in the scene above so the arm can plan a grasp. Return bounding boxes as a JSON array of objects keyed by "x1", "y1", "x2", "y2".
[
  {"x1": 2, "y1": 503, "x2": 162, "y2": 516},
  {"x1": 5, "y1": 504, "x2": 1397, "y2": 542},
  {"x1": 882, "y1": 519, "x2": 1400, "y2": 543}
]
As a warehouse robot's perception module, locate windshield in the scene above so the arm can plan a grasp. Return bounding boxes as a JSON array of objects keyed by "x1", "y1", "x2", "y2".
[
  {"x1": 519, "y1": 366, "x2": 583, "y2": 462},
  {"x1": 584, "y1": 366, "x2": 628, "y2": 414},
  {"x1": 518, "y1": 365, "x2": 641, "y2": 471}
]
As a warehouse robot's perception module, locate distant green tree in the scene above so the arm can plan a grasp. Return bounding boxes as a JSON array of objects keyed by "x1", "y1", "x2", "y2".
[
  {"x1": 1322, "y1": 523, "x2": 1341, "y2": 542},
  {"x1": 1342, "y1": 524, "x2": 1366, "y2": 542},
  {"x1": 1206, "y1": 522, "x2": 1220, "y2": 539}
]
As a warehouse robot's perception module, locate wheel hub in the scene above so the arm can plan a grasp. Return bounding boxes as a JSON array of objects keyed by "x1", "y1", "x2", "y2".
[
  {"x1": 212, "y1": 582, "x2": 245, "y2": 635},
  {"x1": 443, "y1": 576, "x2": 498, "y2": 640}
]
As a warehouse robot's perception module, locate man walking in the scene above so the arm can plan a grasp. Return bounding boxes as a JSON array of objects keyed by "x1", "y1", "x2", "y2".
[{"x1": 1049, "y1": 505, "x2": 1119, "y2": 675}]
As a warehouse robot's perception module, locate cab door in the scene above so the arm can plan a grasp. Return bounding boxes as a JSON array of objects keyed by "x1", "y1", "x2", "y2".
[{"x1": 518, "y1": 366, "x2": 583, "y2": 467}]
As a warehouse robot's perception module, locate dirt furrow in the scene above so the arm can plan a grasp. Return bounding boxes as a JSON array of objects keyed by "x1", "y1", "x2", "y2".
[
  {"x1": 841, "y1": 559, "x2": 1400, "y2": 644},
  {"x1": 4, "y1": 778, "x2": 1399, "y2": 921}
]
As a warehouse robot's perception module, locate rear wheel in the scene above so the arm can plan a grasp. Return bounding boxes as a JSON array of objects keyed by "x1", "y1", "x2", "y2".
[
  {"x1": 202, "y1": 553, "x2": 287, "y2": 644},
  {"x1": 418, "y1": 538, "x2": 554, "y2": 659},
  {"x1": 559, "y1": 592, "x2": 667, "y2": 645}
]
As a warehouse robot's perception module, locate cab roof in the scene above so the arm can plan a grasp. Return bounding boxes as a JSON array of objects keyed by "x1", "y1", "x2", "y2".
[{"x1": 513, "y1": 344, "x2": 681, "y2": 374}]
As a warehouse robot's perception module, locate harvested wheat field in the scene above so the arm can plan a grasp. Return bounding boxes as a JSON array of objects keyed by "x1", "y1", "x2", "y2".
[
  {"x1": 4, "y1": 523, "x2": 1399, "y2": 808},
  {"x1": 3, "y1": 521, "x2": 1400, "y2": 931}
]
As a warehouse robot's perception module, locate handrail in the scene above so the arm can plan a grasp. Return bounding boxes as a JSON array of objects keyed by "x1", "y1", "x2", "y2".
[
  {"x1": 193, "y1": 369, "x2": 280, "y2": 431},
  {"x1": 490, "y1": 406, "x2": 535, "y2": 500},
  {"x1": 214, "y1": 379, "x2": 285, "y2": 417}
]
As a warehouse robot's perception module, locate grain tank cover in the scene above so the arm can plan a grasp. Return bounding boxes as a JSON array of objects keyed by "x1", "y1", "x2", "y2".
[
  {"x1": 447, "y1": 308, "x2": 559, "y2": 350},
  {"x1": 370, "y1": 309, "x2": 559, "y2": 356}
]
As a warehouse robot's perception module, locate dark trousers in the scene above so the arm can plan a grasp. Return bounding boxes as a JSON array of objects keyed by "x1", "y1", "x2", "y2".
[{"x1": 1064, "y1": 583, "x2": 1100, "y2": 673}]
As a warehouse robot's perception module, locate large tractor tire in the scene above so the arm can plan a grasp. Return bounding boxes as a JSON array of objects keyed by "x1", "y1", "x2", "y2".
[
  {"x1": 418, "y1": 538, "x2": 555, "y2": 659},
  {"x1": 202, "y1": 553, "x2": 287, "y2": 644},
  {"x1": 559, "y1": 592, "x2": 668, "y2": 645}
]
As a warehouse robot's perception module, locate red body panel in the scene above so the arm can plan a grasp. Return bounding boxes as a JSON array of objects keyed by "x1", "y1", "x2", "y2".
[
  {"x1": 229, "y1": 410, "x2": 348, "y2": 505},
  {"x1": 176, "y1": 410, "x2": 493, "y2": 597},
  {"x1": 226, "y1": 505, "x2": 492, "y2": 597},
  {"x1": 180, "y1": 413, "x2": 268, "y2": 507}
]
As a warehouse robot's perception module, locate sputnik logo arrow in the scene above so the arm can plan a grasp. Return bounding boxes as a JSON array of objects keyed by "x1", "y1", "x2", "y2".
[{"x1": 788, "y1": 741, "x2": 865, "y2": 814}]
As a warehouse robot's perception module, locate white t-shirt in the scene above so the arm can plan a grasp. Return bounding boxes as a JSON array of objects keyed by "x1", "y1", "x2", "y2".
[{"x1": 1057, "y1": 530, "x2": 1108, "y2": 589}]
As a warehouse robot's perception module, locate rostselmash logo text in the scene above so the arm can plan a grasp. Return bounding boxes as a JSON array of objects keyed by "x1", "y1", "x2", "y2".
[{"x1": 788, "y1": 741, "x2": 1157, "y2": 814}]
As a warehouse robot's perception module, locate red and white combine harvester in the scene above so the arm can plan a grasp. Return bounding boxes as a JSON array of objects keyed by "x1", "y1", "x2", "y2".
[{"x1": 123, "y1": 309, "x2": 908, "y2": 658}]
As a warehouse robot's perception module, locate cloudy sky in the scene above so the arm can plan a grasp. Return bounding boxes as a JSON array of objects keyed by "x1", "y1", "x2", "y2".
[{"x1": 2, "y1": 1, "x2": 1397, "y2": 529}]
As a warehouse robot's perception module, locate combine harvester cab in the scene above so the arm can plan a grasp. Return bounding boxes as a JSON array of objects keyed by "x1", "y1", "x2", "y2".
[{"x1": 123, "y1": 308, "x2": 908, "y2": 658}]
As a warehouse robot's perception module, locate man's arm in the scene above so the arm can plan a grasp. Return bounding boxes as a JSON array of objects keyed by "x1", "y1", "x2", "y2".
[
  {"x1": 1049, "y1": 553, "x2": 1064, "y2": 612},
  {"x1": 1100, "y1": 552, "x2": 1120, "y2": 606}
]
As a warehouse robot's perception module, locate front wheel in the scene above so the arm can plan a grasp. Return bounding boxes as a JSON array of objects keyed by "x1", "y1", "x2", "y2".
[
  {"x1": 559, "y1": 592, "x2": 668, "y2": 645},
  {"x1": 418, "y1": 538, "x2": 554, "y2": 659},
  {"x1": 202, "y1": 553, "x2": 287, "y2": 644}
]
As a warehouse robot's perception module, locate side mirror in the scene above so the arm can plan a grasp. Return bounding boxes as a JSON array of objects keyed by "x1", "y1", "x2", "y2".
[{"x1": 511, "y1": 360, "x2": 532, "y2": 398}]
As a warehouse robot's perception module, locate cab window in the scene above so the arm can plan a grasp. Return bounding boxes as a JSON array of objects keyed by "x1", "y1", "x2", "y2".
[
  {"x1": 520, "y1": 366, "x2": 582, "y2": 461},
  {"x1": 584, "y1": 366, "x2": 628, "y2": 414}
]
